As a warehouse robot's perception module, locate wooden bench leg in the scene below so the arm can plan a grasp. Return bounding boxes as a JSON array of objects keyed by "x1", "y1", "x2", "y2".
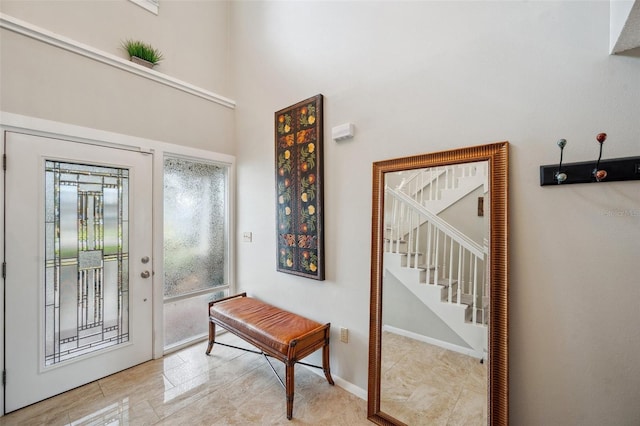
[
  {"x1": 323, "y1": 339, "x2": 335, "y2": 385},
  {"x1": 205, "y1": 320, "x2": 216, "y2": 355},
  {"x1": 286, "y1": 362, "x2": 295, "y2": 420}
]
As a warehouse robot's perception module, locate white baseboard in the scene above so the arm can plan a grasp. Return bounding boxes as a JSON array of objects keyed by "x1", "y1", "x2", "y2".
[
  {"x1": 383, "y1": 324, "x2": 486, "y2": 360},
  {"x1": 302, "y1": 365, "x2": 367, "y2": 401}
]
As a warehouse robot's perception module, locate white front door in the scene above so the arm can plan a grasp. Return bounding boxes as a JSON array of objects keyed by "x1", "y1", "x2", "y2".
[{"x1": 4, "y1": 132, "x2": 153, "y2": 413}]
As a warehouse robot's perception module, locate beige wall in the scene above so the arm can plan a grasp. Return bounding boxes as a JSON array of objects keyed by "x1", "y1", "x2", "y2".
[
  {"x1": 0, "y1": 0, "x2": 234, "y2": 153},
  {"x1": 230, "y1": 1, "x2": 640, "y2": 425}
]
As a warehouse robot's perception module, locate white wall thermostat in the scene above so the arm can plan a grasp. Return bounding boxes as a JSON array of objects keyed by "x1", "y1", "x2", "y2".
[{"x1": 332, "y1": 123, "x2": 355, "y2": 141}]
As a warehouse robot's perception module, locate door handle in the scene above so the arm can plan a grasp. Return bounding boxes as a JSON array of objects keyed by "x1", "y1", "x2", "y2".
[{"x1": 140, "y1": 270, "x2": 151, "y2": 279}]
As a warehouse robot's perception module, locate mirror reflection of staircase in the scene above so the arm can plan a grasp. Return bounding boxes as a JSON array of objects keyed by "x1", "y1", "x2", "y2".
[{"x1": 383, "y1": 162, "x2": 489, "y2": 358}]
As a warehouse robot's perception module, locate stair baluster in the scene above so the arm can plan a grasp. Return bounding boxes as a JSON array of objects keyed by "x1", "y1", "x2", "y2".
[
  {"x1": 448, "y1": 236, "x2": 454, "y2": 303},
  {"x1": 434, "y1": 228, "x2": 440, "y2": 287},
  {"x1": 457, "y1": 245, "x2": 463, "y2": 305},
  {"x1": 425, "y1": 222, "x2": 432, "y2": 285},
  {"x1": 472, "y1": 256, "x2": 478, "y2": 324},
  {"x1": 413, "y1": 210, "x2": 421, "y2": 269}
]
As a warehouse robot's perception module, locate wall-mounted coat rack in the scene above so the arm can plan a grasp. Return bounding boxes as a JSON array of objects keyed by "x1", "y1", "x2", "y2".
[{"x1": 540, "y1": 133, "x2": 640, "y2": 186}]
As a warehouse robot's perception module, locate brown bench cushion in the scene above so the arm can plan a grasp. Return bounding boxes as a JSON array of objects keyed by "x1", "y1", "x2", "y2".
[{"x1": 209, "y1": 296, "x2": 323, "y2": 356}]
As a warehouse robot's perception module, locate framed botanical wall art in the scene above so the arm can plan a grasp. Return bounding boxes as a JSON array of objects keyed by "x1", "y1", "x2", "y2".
[{"x1": 275, "y1": 94, "x2": 325, "y2": 280}]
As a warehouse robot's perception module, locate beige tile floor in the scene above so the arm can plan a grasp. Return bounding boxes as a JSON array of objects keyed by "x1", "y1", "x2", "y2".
[
  {"x1": 1, "y1": 331, "x2": 487, "y2": 425},
  {"x1": 380, "y1": 331, "x2": 487, "y2": 425},
  {"x1": 0, "y1": 332, "x2": 369, "y2": 426}
]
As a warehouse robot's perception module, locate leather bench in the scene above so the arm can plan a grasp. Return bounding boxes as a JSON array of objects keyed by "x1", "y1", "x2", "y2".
[{"x1": 206, "y1": 293, "x2": 334, "y2": 420}]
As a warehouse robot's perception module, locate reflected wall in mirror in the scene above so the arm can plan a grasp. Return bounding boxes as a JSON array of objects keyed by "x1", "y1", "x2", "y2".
[{"x1": 368, "y1": 142, "x2": 508, "y2": 426}]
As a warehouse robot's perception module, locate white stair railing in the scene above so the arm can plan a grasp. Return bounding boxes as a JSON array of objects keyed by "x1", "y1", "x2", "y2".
[
  {"x1": 398, "y1": 163, "x2": 487, "y2": 213},
  {"x1": 385, "y1": 187, "x2": 488, "y2": 325}
]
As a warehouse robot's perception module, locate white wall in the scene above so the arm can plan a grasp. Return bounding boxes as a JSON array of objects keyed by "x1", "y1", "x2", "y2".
[
  {"x1": 383, "y1": 272, "x2": 469, "y2": 349},
  {"x1": 231, "y1": 1, "x2": 640, "y2": 424},
  {"x1": 0, "y1": 0, "x2": 235, "y2": 153}
]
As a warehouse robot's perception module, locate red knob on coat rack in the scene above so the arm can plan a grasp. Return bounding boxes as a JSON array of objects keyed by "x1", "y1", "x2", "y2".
[{"x1": 593, "y1": 132, "x2": 607, "y2": 181}]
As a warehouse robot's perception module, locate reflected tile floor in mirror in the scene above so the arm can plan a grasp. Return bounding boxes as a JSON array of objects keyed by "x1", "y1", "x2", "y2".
[
  {"x1": 381, "y1": 331, "x2": 487, "y2": 425},
  {"x1": 0, "y1": 333, "x2": 369, "y2": 426}
]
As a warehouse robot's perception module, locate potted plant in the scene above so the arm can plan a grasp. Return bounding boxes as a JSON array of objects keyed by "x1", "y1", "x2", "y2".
[{"x1": 121, "y1": 39, "x2": 163, "y2": 69}]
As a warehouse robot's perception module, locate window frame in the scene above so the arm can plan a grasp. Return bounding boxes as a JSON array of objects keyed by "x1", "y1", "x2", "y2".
[{"x1": 155, "y1": 150, "x2": 235, "y2": 354}]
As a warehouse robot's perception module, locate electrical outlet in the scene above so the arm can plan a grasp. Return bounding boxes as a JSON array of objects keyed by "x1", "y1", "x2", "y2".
[
  {"x1": 242, "y1": 232, "x2": 252, "y2": 242},
  {"x1": 340, "y1": 327, "x2": 349, "y2": 343}
]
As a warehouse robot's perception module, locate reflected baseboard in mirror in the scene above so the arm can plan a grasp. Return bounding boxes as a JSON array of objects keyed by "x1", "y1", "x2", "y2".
[{"x1": 368, "y1": 142, "x2": 508, "y2": 426}]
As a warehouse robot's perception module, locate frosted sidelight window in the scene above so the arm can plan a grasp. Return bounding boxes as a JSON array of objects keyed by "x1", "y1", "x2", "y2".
[
  {"x1": 45, "y1": 161, "x2": 129, "y2": 366},
  {"x1": 163, "y1": 156, "x2": 229, "y2": 348}
]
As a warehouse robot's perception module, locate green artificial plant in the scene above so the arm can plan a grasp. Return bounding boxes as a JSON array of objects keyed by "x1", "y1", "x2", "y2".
[{"x1": 121, "y1": 39, "x2": 164, "y2": 65}]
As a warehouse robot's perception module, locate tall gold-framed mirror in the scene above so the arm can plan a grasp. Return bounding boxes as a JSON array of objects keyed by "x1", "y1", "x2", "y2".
[{"x1": 368, "y1": 142, "x2": 508, "y2": 425}]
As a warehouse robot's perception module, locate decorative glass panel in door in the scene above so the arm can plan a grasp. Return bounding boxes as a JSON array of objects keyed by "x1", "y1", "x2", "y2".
[
  {"x1": 45, "y1": 161, "x2": 130, "y2": 365},
  {"x1": 163, "y1": 156, "x2": 230, "y2": 349}
]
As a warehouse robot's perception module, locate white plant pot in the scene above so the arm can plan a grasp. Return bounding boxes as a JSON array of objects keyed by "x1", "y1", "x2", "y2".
[{"x1": 130, "y1": 56, "x2": 154, "y2": 69}]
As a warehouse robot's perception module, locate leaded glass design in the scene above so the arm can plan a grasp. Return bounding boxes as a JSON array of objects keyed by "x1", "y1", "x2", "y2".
[{"x1": 45, "y1": 161, "x2": 129, "y2": 366}]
